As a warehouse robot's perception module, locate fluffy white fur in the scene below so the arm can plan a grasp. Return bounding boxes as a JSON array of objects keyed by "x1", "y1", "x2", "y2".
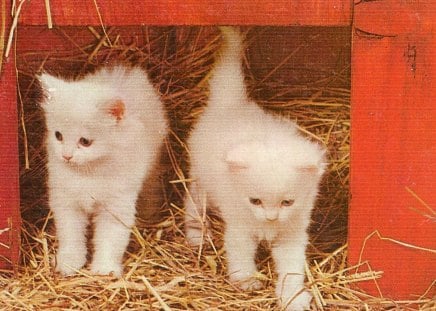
[
  {"x1": 184, "y1": 27, "x2": 326, "y2": 310},
  {"x1": 40, "y1": 66, "x2": 168, "y2": 277}
]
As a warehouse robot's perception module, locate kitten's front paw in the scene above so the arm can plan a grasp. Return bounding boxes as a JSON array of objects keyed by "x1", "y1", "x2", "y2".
[
  {"x1": 55, "y1": 250, "x2": 87, "y2": 276},
  {"x1": 186, "y1": 231, "x2": 204, "y2": 247},
  {"x1": 237, "y1": 277, "x2": 263, "y2": 291},
  {"x1": 281, "y1": 290, "x2": 312, "y2": 311},
  {"x1": 229, "y1": 273, "x2": 263, "y2": 291},
  {"x1": 89, "y1": 261, "x2": 123, "y2": 278},
  {"x1": 185, "y1": 226, "x2": 211, "y2": 248}
]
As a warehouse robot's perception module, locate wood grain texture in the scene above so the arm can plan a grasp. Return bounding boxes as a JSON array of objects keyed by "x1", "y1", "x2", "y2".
[
  {"x1": 18, "y1": 0, "x2": 352, "y2": 26},
  {"x1": 349, "y1": 0, "x2": 436, "y2": 299},
  {"x1": 0, "y1": 0, "x2": 21, "y2": 270}
]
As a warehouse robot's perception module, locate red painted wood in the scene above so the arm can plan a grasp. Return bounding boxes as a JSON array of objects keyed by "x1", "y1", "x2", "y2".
[
  {"x1": 349, "y1": 0, "x2": 436, "y2": 299},
  {"x1": 19, "y1": 0, "x2": 352, "y2": 26},
  {"x1": 17, "y1": 26, "x2": 100, "y2": 53},
  {"x1": 0, "y1": 1, "x2": 21, "y2": 270}
]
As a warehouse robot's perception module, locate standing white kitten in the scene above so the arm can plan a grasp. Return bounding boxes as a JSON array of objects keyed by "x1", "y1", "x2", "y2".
[
  {"x1": 40, "y1": 66, "x2": 168, "y2": 277},
  {"x1": 184, "y1": 27, "x2": 325, "y2": 310}
]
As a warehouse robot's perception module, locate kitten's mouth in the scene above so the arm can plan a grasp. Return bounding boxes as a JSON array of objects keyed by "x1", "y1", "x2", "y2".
[
  {"x1": 64, "y1": 161, "x2": 95, "y2": 174},
  {"x1": 63, "y1": 160, "x2": 79, "y2": 167},
  {"x1": 61, "y1": 157, "x2": 83, "y2": 167},
  {"x1": 261, "y1": 218, "x2": 280, "y2": 224},
  {"x1": 62, "y1": 156, "x2": 108, "y2": 171}
]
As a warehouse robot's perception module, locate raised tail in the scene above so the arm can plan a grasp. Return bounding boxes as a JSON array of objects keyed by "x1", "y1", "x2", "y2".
[{"x1": 208, "y1": 26, "x2": 248, "y2": 110}]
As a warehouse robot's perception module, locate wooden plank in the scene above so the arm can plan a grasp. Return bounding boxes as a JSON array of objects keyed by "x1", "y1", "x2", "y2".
[
  {"x1": 18, "y1": 0, "x2": 352, "y2": 26},
  {"x1": 0, "y1": 0, "x2": 21, "y2": 271},
  {"x1": 349, "y1": 0, "x2": 436, "y2": 299}
]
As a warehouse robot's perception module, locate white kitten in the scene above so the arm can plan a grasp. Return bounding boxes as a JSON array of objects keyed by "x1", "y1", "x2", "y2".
[
  {"x1": 184, "y1": 27, "x2": 325, "y2": 310},
  {"x1": 40, "y1": 66, "x2": 168, "y2": 277}
]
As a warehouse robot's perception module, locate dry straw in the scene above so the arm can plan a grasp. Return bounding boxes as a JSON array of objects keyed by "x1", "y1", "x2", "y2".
[{"x1": 2, "y1": 26, "x2": 433, "y2": 310}]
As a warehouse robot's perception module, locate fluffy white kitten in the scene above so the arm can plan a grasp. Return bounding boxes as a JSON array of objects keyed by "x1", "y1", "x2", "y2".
[
  {"x1": 184, "y1": 27, "x2": 325, "y2": 310},
  {"x1": 40, "y1": 66, "x2": 168, "y2": 277}
]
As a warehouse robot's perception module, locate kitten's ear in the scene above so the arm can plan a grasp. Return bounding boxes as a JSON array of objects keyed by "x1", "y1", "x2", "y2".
[
  {"x1": 225, "y1": 146, "x2": 250, "y2": 172},
  {"x1": 298, "y1": 165, "x2": 320, "y2": 174},
  {"x1": 104, "y1": 99, "x2": 125, "y2": 122},
  {"x1": 38, "y1": 73, "x2": 63, "y2": 98},
  {"x1": 297, "y1": 161, "x2": 326, "y2": 177},
  {"x1": 226, "y1": 160, "x2": 249, "y2": 172},
  {"x1": 298, "y1": 147, "x2": 327, "y2": 177}
]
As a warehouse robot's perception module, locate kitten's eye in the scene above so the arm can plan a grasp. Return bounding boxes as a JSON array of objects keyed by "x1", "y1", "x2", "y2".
[
  {"x1": 78, "y1": 137, "x2": 93, "y2": 147},
  {"x1": 249, "y1": 198, "x2": 262, "y2": 206},
  {"x1": 55, "y1": 131, "x2": 63, "y2": 141},
  {"x1": 281, "y1": 199, "x2": 295, "y2": 207}
]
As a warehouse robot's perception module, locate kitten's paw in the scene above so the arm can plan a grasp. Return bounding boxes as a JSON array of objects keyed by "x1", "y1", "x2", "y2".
[
  {"x1": 186, "y1": 232, "x2": 204, "y2": 247},
  {"x1": 89, "y1": 261, "x2": 123, "y2": 278},
  {"x1": 237, "y1": 277, "x2": 263, "y2": 291},
  {"x1": 281, "y1": 290, "x2": 312, "y2": 311},
  {"x1": 229, "y1": 273, "x2": 263, "y2": 291},
  {"x1": 185, "y1": 226, "x2": 211, "y2": 248},
  {"x1": 55, "y1": 250, "x2": 87, "y2": 276}
]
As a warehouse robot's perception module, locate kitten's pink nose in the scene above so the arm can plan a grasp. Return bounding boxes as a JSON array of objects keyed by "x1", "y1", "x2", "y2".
[
  {"x1": 265, "y1": 211, "x2": 279, "y2": 221},
  {"x1": 63, "y1": 154, "x2": 72, "y2": 161}
]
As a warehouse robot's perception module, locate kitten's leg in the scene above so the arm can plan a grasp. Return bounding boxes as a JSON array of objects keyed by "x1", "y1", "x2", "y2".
[
  {"x1": 184, "y1": 181, "x2": 210, "y2": 246},
  {"x1": 90, "y1": 198, "x2": 136, "y2": 277},
  {"x1": 52, "y1": 199, "x2": 88, "y2": 276},
  {"x1": 272, "y1": 238, "x2": 312, "y2": 311},
  {"x1": 225, "y1": 224, "x2": 262, "y2": 290}
]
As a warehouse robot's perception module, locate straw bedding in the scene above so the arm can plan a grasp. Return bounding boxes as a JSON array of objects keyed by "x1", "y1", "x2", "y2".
[{"x1": 1, "y1": 26, "x2": 433, "y2": 310}]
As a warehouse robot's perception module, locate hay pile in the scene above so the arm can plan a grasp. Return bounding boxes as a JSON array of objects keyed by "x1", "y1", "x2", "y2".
[{"x1": 1, "y1": 26, "x2": 433, "y2": 310}]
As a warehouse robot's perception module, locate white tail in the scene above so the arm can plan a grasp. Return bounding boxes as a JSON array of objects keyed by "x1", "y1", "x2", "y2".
[{"x1": 208, "y1": 27, "x2": 248, "y2": 110}]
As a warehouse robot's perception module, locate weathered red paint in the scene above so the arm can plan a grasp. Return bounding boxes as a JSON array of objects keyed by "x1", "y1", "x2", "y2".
[
  {"x1": 0, "y1": 0, "x2": 21, "y2": 270},
  {"x1": 18, "y1": 0, "x2": 352, "y2": 26},
  {"x1": 349, "y1": 0, "x2": 436, "y2": 299}
]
